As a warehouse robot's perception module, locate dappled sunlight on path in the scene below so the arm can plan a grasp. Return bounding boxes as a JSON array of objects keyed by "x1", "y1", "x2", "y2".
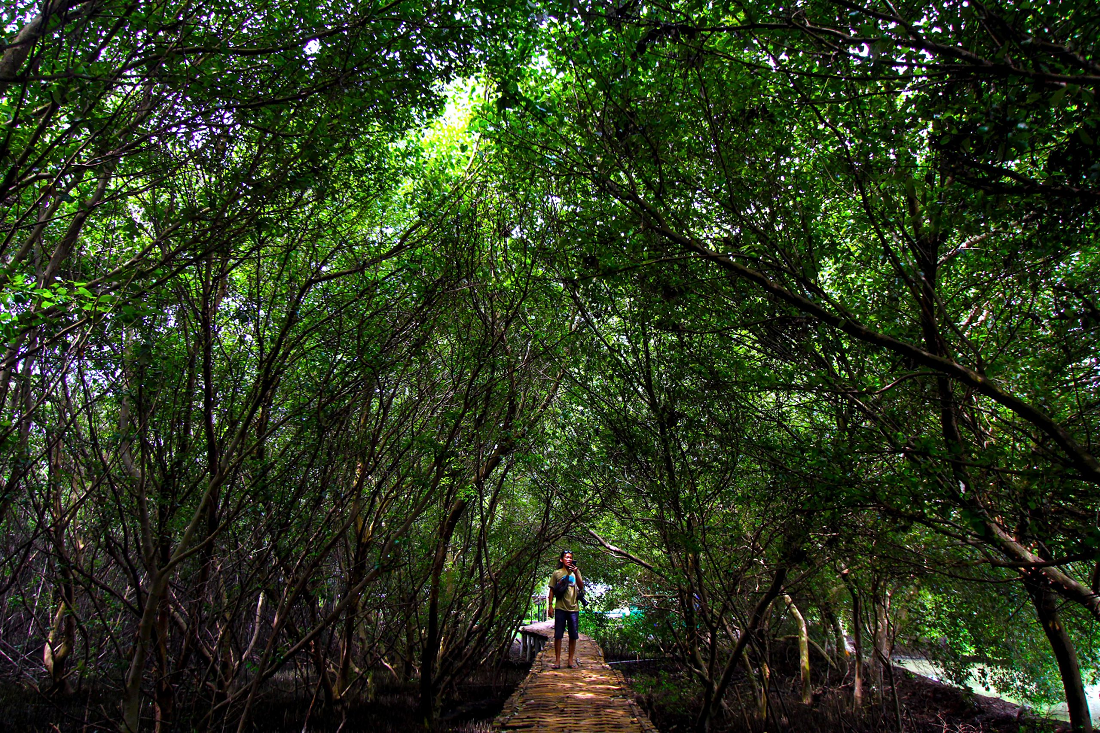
[{"x1": 493, "y1": 625, "x2": 659, "y2": 732}]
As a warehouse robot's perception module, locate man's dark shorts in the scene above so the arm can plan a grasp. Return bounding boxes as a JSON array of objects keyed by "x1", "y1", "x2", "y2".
[{"x1": 554, "y1": 609, "x2": 579, "y2": 640}]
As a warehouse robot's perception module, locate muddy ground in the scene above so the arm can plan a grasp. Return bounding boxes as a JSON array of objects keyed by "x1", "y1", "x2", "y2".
[{"x1": 617, "y1": 652, "x2": 1068, "y2": 733}]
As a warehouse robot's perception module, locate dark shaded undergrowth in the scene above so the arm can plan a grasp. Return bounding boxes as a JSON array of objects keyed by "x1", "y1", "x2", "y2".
[
  {"x1": 613, "y1": 647, "x2": 1069, "y2": 733},
  {"x1": 0, "y1": 660, "x2": 529, "y2": 732}
]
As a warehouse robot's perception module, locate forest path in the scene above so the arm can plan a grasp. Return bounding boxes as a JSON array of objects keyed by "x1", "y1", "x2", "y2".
[{"x1": 493, "y1": 623, "x2": 659, "y2": 732}]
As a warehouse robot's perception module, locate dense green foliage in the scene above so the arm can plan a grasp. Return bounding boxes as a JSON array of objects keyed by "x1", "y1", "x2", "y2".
[{"x1": 2, "y1": 0, "x2": 1099, "y2": 730}]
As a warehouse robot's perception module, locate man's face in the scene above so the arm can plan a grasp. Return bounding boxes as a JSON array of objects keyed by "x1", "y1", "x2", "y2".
[{"x1": 563, "y1": 553, "x2": 573, "y2": 568}]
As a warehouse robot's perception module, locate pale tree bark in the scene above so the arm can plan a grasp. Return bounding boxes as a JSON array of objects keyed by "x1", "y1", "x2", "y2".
[
  {"x1": 783, "y1": 594, "x2": 812, "y2": 705},
  {"x1": 820, "y1": 596, "x2": 850, "y2": 673},
  {"x1": 845, "y1": 582, "x2": 863, "y2": 711},
  {"x1": 871, "y1": 580, "x2": 891, "y2": 699},
  {"x1": 43, "y1": 429, "x2": 77, "y2": 696}
]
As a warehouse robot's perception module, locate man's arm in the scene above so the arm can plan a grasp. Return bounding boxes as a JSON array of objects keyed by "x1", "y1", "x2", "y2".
[{"x1": 547, "y1": 586, "x2": 555, "y2": 616}]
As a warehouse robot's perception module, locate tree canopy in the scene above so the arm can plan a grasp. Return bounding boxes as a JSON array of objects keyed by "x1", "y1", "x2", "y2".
[{"x1": 1, "y1": 0, "x2": 1099, "y2": 730}]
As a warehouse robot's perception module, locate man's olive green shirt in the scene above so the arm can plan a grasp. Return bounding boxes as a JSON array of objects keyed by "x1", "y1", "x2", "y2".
[{"x1": 550, "y1": 568, "x2": 582, "y2": 613}]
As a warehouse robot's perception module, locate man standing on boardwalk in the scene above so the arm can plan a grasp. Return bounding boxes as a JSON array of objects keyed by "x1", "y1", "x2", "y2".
[{"x1": 548, "y1": 550, "x2": 583, "y2": 669}]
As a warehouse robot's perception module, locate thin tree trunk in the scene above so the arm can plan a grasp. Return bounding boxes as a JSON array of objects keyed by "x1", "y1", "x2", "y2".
[
  {"x1": 1026, "y1": 574, "x2": 1093, "y2": 733},
  {"x1": 43, "y1": 430, "x2": 76, "y2": 696},
  {"x1": 418, "y1": 401, "x2": 526, "y2": 724},
  {"x1": 850, "y1": 588, "x2": 863, "y2": 710},
  {"x1": 820, "y1": 598, "x2": 849, "y2": 675},
  {"x1": 783, "y1": 595, "x2": 812, "y2": 704},
  {"x1": 419, "y1": 496, "x2": 470, "y2": 727},
  {"x1": 872, "y1": 581, "x2": 891, "y2": 701},
  {"x1": 335, "y1": 522, "x2": 369, "y2": 699},
  {"x1": 336, "y1": 441, "x2": 379, "y2": 699},
  {"x1": 153, "y1": 593, "x2": 174, "y2": 733},
  {"x1": 693, "y1": 567, "x2": 787, "y2": 733},
  {"x1": 755, "y1": 661, "x2": 770, "y2": 721}
]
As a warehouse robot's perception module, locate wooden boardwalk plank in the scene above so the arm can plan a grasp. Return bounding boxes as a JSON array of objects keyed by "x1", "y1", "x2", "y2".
[{"x1": 494, "y1": 624, "x2": 659, "y2": 733}]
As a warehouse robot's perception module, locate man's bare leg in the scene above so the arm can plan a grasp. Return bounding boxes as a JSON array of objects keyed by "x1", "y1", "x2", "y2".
[
  {"x1": 567, "y1": 637, "x2": 577, "y2": 667},
  {"x1": 553, "y1": 638, "x2": 562, "y2": 668}
]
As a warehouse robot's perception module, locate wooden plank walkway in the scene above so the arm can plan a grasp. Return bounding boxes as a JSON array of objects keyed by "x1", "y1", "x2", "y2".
[{"x1": 493, "y1": 622, "x2": 659, "y2": 733}]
